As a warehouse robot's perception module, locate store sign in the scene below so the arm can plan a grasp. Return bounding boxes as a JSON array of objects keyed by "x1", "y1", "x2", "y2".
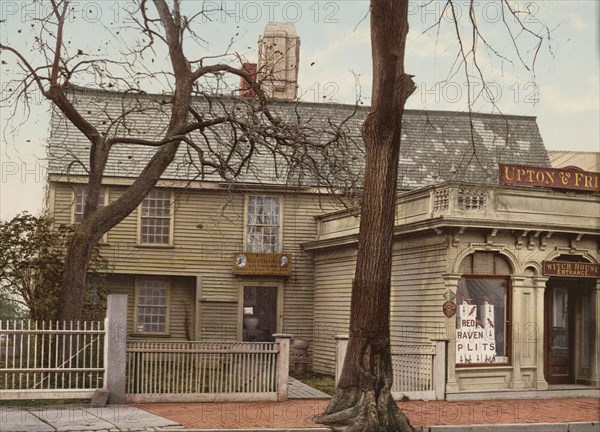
[
  {"x1": 543, "y1": 261, "x2": 600, "y2": 278},
  {"x1": 499, "y1": 163, "x2": 600, "y2": 193},
  {"x1": 456, "y1": 302, "x2": 497, "y2": 364},
  {"x1": 232, "y1": 253, "x2": 291, "y2": 276}
]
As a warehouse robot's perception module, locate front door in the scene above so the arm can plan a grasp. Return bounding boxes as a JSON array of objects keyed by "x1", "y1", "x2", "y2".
[
  {"x1": 544, "y1": 278, "x2": 595, "y2": 385},
  {"x1": 242, "y1": 286, "x2": 278, "y2": 342},
  {"x1": 545, "y1": 284, "x2": 574, "y2": 384}
]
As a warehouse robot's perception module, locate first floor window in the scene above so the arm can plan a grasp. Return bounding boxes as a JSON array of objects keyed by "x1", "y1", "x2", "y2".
[
  {"x1": 135, "y1": 277, "x2": 169, "y2": 333},
  {"x1": 140, "y1": 189, "x2": 172, "y2": 245},
  {"x1": 246, "y1": 195, "x2": 281, "y2": 253},
  {"x1": 456, "y1": 252, "x2": 510, "y2": 366}
]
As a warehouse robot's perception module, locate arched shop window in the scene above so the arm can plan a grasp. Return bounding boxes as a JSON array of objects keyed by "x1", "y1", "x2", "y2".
[{"x1": 456, "y1": 252, "x2": 511, "y2": 366}]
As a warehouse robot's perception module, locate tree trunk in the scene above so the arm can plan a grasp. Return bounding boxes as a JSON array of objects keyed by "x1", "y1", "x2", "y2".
[
  {"x1": 315, "y1": 1, "x2": 415, "y2": 431},
  {"x1": 57, "y1": 231, "x2": 94, "y2": 321}
]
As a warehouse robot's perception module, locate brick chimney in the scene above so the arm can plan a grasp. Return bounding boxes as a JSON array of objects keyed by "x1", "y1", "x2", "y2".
[
  {"x1": 240, "y1": 63, "x2": 257, "y2": 98},
  {"x1": 257, "y1": 22, "x2": 300, "y2": 100}
]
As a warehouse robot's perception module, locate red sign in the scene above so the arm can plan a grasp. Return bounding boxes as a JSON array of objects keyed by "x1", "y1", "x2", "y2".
[
  {"x1": 499, "y1": 164, "x2": 600, "y2": 192},
  {"x1": 543, "y1": 261, "x2": 600, "y2": 278}
]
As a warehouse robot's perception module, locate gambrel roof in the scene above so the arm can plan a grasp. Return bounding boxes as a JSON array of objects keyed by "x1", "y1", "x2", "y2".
[{"x1": 48, "y1": 86, "x2": 550, "y2": 189}]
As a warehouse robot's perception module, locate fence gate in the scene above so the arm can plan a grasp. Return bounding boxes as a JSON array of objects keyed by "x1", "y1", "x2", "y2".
[{"x1": 0, "y1": 320, "x2": 105, "y2": 400}]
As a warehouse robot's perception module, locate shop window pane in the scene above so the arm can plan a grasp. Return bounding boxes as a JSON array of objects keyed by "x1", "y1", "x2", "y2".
[{"x1": 456, "y1": 278, "x2": 507, "y2": 364}]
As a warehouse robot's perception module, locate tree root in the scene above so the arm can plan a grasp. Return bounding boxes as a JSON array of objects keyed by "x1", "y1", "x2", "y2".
[{"x1": 314, "y1": 386, "x2": 414, "y2": 432}]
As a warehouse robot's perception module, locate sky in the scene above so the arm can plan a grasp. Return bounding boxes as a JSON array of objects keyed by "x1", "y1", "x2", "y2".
[{"x1": 1, "y1": 0, "x2": 599, "y2": 220}]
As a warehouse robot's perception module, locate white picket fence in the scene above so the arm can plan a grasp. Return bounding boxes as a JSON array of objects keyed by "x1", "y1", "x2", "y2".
[
  {"x1": 125, "y1": 338, "x2": 290, "y2": 403},
  {"x1": 335, "y1": 336, "x2": 446, "y2": 400},
  {"x1": 0, "y1": 320, "x2": 105, "y2": 399}
]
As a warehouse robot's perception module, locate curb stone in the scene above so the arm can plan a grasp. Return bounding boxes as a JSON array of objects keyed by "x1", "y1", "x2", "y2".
[{"x1": 414, "y1": 421, "x2": 599, "y2": 432}]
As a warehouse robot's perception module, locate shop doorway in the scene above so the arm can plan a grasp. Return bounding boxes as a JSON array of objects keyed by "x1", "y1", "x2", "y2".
[
  {"x1": 544, "y1": 279, "x2": 593, "y2": 385},
  {"x1": 242, "y1": 286, "x2": 278, "y2": 342}
]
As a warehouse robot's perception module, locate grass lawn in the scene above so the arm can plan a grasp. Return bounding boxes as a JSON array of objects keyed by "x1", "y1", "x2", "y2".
[{"x1": 291, "y1": 370, "x2": 336, "y2": 396}]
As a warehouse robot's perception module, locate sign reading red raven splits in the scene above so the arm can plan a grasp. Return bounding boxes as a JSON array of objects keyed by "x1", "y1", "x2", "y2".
[
  {"x1": 499, "y1": 163, "x2": 600, "y2": 193},
  {"x1": 543, "y1": 261, "x2": 600, "y2": 278}
]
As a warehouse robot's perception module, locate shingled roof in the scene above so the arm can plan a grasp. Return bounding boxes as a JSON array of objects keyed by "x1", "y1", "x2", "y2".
[{"x1": 47, "y1": 86, "x2": 550, "y2": 189}]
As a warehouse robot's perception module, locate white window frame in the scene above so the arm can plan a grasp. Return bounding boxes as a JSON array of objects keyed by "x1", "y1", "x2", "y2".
[
  {"x1": 137, "y1": 189, "x2": 174, "y2": 246},
  {"x1": 244, "y1": 195, "x2": 283, "y2": 253},
  {"x1": 72, "y1": 186, "x2": 108, "y2": 224},
  {"x1": 134, "y1": 276, "x2": 170, "y2": 335},
  {"x1": 72, "y1": 186, "x2": 109, "y2": 242}
]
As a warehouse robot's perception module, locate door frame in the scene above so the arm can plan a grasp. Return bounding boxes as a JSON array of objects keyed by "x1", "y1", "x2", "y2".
[
  {"x1": 237, "y1": 281, "x2": 284, "y2": 341},
  {"x1": 544, "y1": 281, "x2": 576, "y2": 384},
  {"x1": 544, "y1": 278, "x2": 595, "y2": 385}
]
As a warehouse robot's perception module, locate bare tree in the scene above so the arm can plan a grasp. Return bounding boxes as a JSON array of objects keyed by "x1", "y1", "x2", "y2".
[
  {"x1": 315, "y1": 1, "x2": 550, "y2": 430},
  {"x1": 1, "y1": 0, "x2": 360, "y2": 321},
  {"x1": 316, "y1": 1, "x2": 415, "y2": 430}
]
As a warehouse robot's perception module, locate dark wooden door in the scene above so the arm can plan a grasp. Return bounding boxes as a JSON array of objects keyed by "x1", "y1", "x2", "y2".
[
  {"x1": 544, "y1": 284, "x2": 575, "y2": 384},
  {"x1": 242, "y1": 286, "x2": 278, "y2": 342}
]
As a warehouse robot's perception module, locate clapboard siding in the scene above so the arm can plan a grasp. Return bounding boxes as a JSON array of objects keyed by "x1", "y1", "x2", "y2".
[
  {"x1": 312, "y1": 247, "x2": 356, "y2": 374},
  {"x1": 391, "y1": 239, "x2": 447, "y2": 345},
  {"x1": 198, "y1": 301, "x2": 239, "y2": 341},
  {"x1": 51, "y1": 180, "x2": 340, "y2": 343},
  {"x1": 312, "y1": 237, "x2": 448, "y2": 374}
]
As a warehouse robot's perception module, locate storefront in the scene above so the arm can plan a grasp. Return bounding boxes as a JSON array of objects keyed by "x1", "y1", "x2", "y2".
[
  {"x1": 544, "y1": 258, "x2": 598, "y2": 385},
  {"x1": 309, "y1": 170, "x2": 600, "y2": 394}
]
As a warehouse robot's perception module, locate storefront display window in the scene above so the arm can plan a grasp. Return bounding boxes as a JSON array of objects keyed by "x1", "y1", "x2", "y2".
[{"x1": 456, "y1": 252, "x2": 510, "y2": 366}]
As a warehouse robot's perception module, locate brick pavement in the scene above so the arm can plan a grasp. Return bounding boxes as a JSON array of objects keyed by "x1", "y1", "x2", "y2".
[{"x1": 137, "y1": 397, "x2": 600, "y2": 429}]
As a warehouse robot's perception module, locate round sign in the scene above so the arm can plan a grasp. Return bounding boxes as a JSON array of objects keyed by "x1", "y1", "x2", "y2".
[{"x1": 442, "y1": 300, "x2": 457, "y2": 318}]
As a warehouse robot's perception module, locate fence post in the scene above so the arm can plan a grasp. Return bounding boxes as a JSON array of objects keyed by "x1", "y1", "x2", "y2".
[
  {"x1": 335, "y1": 335, "x2": 349, "y2": 386},
  {"x1": 431, "y1": 339, "x2": 447, "y2": 400},
  {"x1": 274, "y1": 334, "x2": 292, "y2": 401},
  {"x1": 105, "y1": 294, "x2": 128, "y2": 404}
]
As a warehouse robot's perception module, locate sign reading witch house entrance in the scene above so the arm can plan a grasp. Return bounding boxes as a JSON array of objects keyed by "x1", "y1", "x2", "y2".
[
  {"x1": 499, "y1": 163, "x2": 600, "y2": 192},
  {"x1": 543, "y1": 261, "x2": 600, "y2": 278}
]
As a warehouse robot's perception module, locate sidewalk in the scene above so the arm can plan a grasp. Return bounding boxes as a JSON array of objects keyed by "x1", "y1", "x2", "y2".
[
  {"x1": 0, "y1": 404, "x2": 183, "y2": 432},
  {"x1": 1, "y1": 397, "x2": 598, "y2": 431},
  {"x1": 137, "y1": 397, "x2": 600, "y2": 431}
]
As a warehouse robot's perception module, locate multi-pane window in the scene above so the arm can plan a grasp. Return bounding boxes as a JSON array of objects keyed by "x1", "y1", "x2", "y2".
[
  {"x1": 456, "y1": 252, "x2": 510, "y2": 366},
  {"x1": 135, "y1": 277, "x2": 169, "y2": 333},
  {"x1": 246, "y1": 195, "x2": 281, "y2": 253},
  {"x1": 74, "y1": 187, "x2": 106, "y2": 224},
  {"x1": 140, "y1": 189, "x2": 172, "y2": 245}
]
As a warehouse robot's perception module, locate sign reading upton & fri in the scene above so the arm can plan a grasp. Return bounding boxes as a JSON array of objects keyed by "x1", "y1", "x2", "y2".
[{"x1": 499, "y1": 163, "x2": 600, "y2": 193}]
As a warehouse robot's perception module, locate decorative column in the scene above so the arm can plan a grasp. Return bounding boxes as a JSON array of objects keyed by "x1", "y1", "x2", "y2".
[
  {"x1": 590, "y1": 280, "x2": 600, "y2": 388},
  {"x1": 533, "y1": 276, "x2": 549, "y2": 390},
  {"x1": 442, "y1": 274, "x2": 462, "y2": 393},
  {"x1": 509, "y1": 276, "x2": 526, "y2": 389}
]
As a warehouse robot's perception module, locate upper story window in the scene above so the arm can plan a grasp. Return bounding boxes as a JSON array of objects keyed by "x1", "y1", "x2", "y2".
[
  {"x1": 135, "y1": 277, "x2": 169, "y2": 334},
  {"x1": 139, "y1": 189, "x2": 172, "y2": 245},
  {"x1": 246, "y1": 195, "x2": 281, "y2": 253},
  {"x1": 456, "y1": 252, "x2": 511, "y2": 366},
  {"x1": 74, "y1": 186, "x2": 106, "y2": 224}
]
